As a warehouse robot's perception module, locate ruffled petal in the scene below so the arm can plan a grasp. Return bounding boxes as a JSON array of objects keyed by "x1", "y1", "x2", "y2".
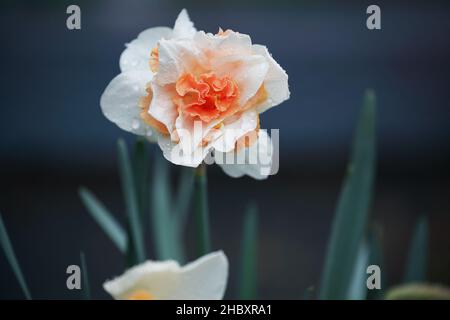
[
  {"x1": 212, "y1": 54, "x2": 269, "y2": 106},
  {"x1": 172, "y1": 9, "x2": 197, "y2": 39},
  {"x1": 155, "y1": 39, "x2": 207, "y2": 85},
  {"x1": 194, "y1": 30, "x2": 253, "y2": 57},
  {"x1": 210, "y1": 110, "x2": 258, "y2": 153},
  {"x1": 252, "y1": 44, "x2": 290, "y2": 113},
  {"x1": 157, "y1": 132, "x2": 213, "y2": 168},
  {"x1": 147, "y1": 83, "x2": 178, "y2": 134},
  {"x1": 216, "y1": 130, "x2": 274, "y2": 180}
]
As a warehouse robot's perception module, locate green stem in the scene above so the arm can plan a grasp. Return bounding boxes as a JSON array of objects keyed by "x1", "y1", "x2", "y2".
[
  {"x1": 118, "y1": 139, "x2": 145, "y2": 264},
  {"x1": 80, "y1": 252, "x2": 91, "y2": 300},
  {"x1": 238, "y1": 203, "x2": 258, "y2": 299},
  {"x1": 194, "y1": 164, "x2": 211, "y2": 256},
  {"x1": 0, "y1": 213, "x2": 32, "y2": 300}
]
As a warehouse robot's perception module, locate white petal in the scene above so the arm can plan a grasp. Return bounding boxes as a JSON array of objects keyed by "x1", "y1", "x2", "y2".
[
  {"x1": 176, "y1": 251, "x2": 228, "y2": 300},
  {"x1": 147, "y1": 82, "x2": 178, "y2": 133},
  {"x1": 211, "y1": 110, "x2": 258, "y2": 153},
  {"x1": 212, "y1": 54, "x2": 269, "y2": 106},
  {"x1": 103, "y1": 251, "x2": 228, "y2": 300},
  {"x1": 172, "y1": 9, "x2": 196, "y2": 39},
  {"x1": 103, "y1": 261, "x2": 181, "y2": 300},
  {"x1": 155, "y1": 38, "x2": 206, "y2": 85},
  {"x1": 216, "y1": 130, "x2": 274, "y2": 180},
  {"x1": 194, "y1": 30, "x2": 253, "y2": 57},
  {"x1": 100, "y1": 70, "x2": 156, "y2": 138},
  {"x1": 157, "y1": 133, "x2": 212, "y2": 168},
  {"x1": 119, "y1": 27, "x2": 173, "y2": 73},
  {"x1": 252, "y1": 44, "x2": 290, "y2": 113}
]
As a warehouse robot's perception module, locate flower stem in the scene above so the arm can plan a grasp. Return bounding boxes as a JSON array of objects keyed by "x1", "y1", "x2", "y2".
[
  {"x1": 117, "y1": 139, "x2": 146, "y2": 265},
  {"x1": 194, "y1": 163, "x2": 211, "y2": 256}
]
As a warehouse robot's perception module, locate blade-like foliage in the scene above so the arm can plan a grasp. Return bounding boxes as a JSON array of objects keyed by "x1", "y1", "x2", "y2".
[
  {"x1": 238, "y1": 203, "x2": 258, "y2": 300},
  {"x1": 133, "y1": 138, "x2": 150, "y2": 224},
  {"x1": 0, "y1": 213, "x2": 32, "y2": 300},
  {"x1": 80, "y1": 251, "x2": 91, "y2": 300},
  {"x1": 151, "y1": 155, "x2": 180, "y2": 260},
  {"x1": 193, "y1": 164, "x2": 211, "y2": 256},
  {"x1": 319, "y1": 90, "x2": 377, "y2": 299},
  {"x1": 118, "y1": 138, "x2": 145, "y2": 264},
  {"x1": 403, "y1": 215, "x2": 428, "y2": 283},
  {"x1": 173, "y1": 167, "x2": 195, "y2": 234},
  {"x1": 79, "y1": 187, "x2": 127, "y2": 253},
  {"x1": 367, "y1": 225, "x2": 385, "y2": 300},
  {"x1": 347, "y1": 240, "x2": 370, "y2": 300}
]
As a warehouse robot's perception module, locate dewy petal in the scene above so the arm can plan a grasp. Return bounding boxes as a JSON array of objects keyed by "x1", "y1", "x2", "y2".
[
  {"x1": 147, "y1": 82, "x2": 178, "y2": 134},
  {"x1": 173, "y1": 112, "x2": 224, "y2": 161},
  {"x1": 252, "y1": 44, "x2": 290, "y2": 113},
  {"x1": 172, "y1": 9, "x2": 197, "y2": 39},
  {"x1": 212, "y1": 54, "x2": 269, "y2": 107},
  {"x1": 216, "y1": 130, "x2": 273, "y2": 180},
  {"x1": 119, "y1": 27, "x2": 173, "y2": 73},
  {"x1": 103, "y1": 251, "x2": 228, "y2": 300},
  {"x1": 175, "y1": 251, "x2": 228, "y2": 300},
  {"x1": 194, "y1": 30, "x2": 253, "y2": 57},
  {"x1": 157, "y1": 131, "x2": 213, "y2": 168},
  {"x1": 100, "y1": 70, "x2": 156, "y2": 138},
  {"x1": 155, "y1": 39, "x2": 207, "y2": 85}
]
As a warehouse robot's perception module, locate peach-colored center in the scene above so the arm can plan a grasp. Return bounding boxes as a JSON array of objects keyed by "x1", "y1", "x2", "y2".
[
  {"x1": 173, "y1": 73, "x2": 239, "y2": 123},
  {"x1": 127, "y1": 289, "x2": 155, "y2": 300}
]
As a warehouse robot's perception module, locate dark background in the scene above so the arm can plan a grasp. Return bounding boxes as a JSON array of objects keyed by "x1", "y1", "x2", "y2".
[{"x1": 0, "y1": 0, "x2": 449, "y2": 299}]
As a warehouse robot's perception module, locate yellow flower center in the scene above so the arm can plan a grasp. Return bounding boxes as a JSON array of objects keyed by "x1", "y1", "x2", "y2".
[{"x1": 127, "y1": 289, "x2": 155, "y2": 300}]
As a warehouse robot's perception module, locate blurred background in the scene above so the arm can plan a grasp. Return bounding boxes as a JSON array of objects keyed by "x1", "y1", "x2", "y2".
[{"x1": 0, "y1": 0, "x2": 449, "y2": 299}]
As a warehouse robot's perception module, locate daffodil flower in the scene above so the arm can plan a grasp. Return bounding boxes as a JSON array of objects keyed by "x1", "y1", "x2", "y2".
[
  {"x1": 101, "y1": 9, "x2": 289, "y2": 179},
  {"x1": 103, "y1": 251, "x2": 228, "y2": 300}
]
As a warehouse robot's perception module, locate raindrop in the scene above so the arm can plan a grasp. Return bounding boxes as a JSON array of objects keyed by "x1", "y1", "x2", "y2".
[{"x1": 131, "y1": 119, "x2": 140, "y2": 130}]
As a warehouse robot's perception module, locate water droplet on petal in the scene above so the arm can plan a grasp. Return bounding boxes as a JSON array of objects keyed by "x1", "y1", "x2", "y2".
[{"x1": 131, "y1": 119, "x2": 140, "y2": 130}]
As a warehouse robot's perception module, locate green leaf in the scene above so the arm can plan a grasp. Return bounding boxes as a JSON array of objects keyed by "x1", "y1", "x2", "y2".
[
  {"x1": 0, "y1": 213, "x2": 32, "y2": 300},
  {"x1": 347, "y1": 240, "x2": 370, "y2": 300},
  {"x1": 403, "y1": 215, "x2": 428, "y2": 283},
  {"x1": 385, "y1": 284, "x2": 450, "y2": 300},
  {"x1": 173, "y1": 167, "x2": 195, "y2": 234},
  {"x1": 117, "y1": 138, "x2": 145, "y2": 264},
  {"x1": 79, "y1": 187, "x2": 127, "y2": 253},
  {"x1": 319, "y1": 89, "x2": 377, "y2": 300},
  {"x1": 151, "y1": 154, "x2": 174, "y2": 260},
  {"x1": 133, "y1": 138, "x2": 150, "y2": 224},
  {"x1": 238, "y1": 203, "x2": 258, "y2": 300},
  {"x1": 80, "y1": 251, "x2": 91, "y2": 300},
  {"x1": 125, "y1": 222, "x2": 138, "y2": 268},
  {"x1": 193, "y1": 164, "x2": 211, "y2": 256},
  {"x1": 367, "y1": 225, "x2": 385, "y2": 300}
]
